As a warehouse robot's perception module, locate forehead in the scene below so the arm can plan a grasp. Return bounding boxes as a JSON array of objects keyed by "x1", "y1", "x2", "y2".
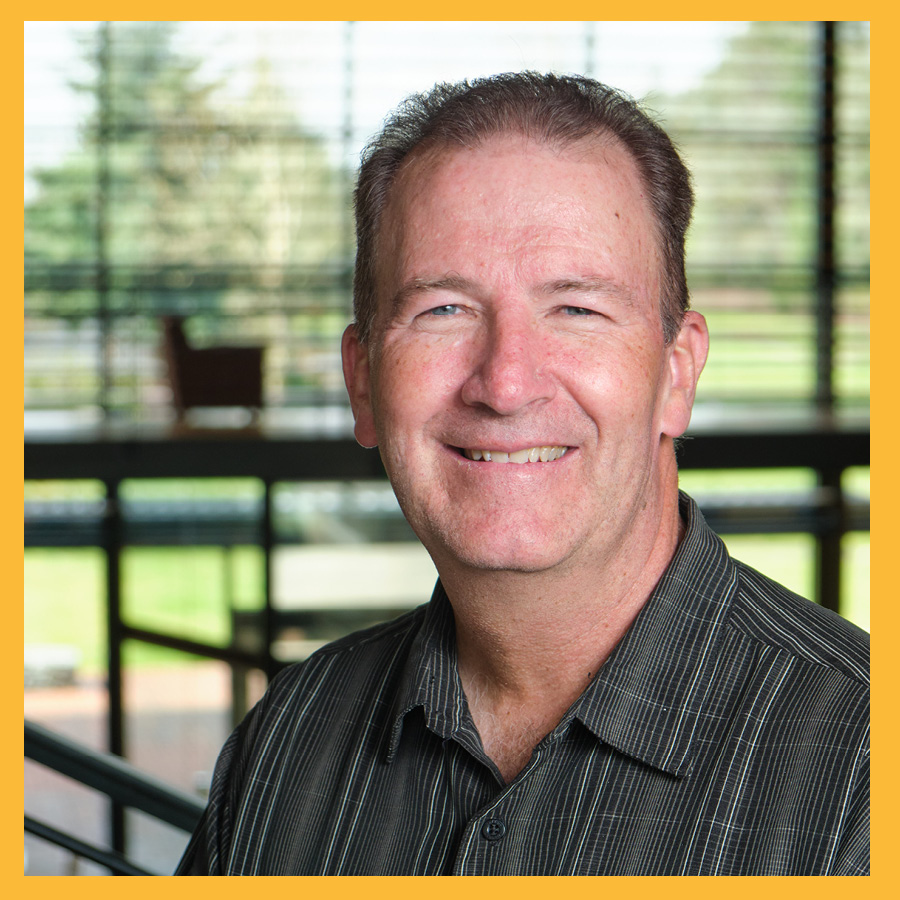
[
  {"x1": 388, "y1": 132, "x2": 648, "y2": 221},
  {"x1": 377, "y1": 133, "x2": 661, "y2": 299}
]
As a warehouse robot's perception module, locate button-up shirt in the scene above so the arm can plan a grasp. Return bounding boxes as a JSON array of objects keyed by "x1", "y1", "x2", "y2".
[{"x1": 177, "y1": 494, "x2": 869, "y2": 875}]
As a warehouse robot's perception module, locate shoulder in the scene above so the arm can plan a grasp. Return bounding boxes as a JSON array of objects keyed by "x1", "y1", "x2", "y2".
[
  {"x1": 216, "y1": 604, "x2": 430, "y2": 792},
  {"x1": 676, "y1": 493, "x2": 868, "y2": 694},
  {"x1": 177, "y1": 605, "x2": 433, "y2": 874},
  {"x1": 727, "y1": 558, "x2": 869, "y2": 687}
]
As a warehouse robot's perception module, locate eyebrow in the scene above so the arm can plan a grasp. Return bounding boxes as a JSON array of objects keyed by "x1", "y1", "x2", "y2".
[
  {"x1": 390, "y1": 274, "x2": 479, "y2": 315},
  {"x1": 540, "y1": 277, "x2": 636, "y2": 307},
  {"x1": 389, "y1": 273, "x2": 636, "y2": 315}
]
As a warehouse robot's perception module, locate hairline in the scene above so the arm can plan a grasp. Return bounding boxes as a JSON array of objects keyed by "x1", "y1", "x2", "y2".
[{"x1": 366, "y1": 128, "x2": 671, "y2": 344}]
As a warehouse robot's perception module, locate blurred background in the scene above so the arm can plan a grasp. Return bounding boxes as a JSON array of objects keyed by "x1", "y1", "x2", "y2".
[{"x1": 24, "y1": 21, "x2": 869, "y2": 874}]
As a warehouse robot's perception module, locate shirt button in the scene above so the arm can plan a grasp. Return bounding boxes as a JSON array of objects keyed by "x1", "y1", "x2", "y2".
[{"x1": 481, "y1": 817, "x2": 507, "y2": 841}]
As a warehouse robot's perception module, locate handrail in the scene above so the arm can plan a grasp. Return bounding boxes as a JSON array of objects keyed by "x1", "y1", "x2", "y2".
[
  {"x1": 25, "y1": 719, "x2": 205, "y2": 833},
  {"x1": 25, "y1": 815, "x2": 151, "y2": 876}
]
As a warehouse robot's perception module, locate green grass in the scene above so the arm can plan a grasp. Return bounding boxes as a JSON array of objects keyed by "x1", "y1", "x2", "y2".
[
  {"x1": 121, "y1": 545, "x2": 264, "y2": 642},
  {"x1": 24, "y1": 534, "x2": 870, "y2": 676},
  {"x1": 678, "y1": 467, "x2": 870, "y2": 631},
  {"x1": 718, "y1": 532, "x2": 869, "y2": 632},
  {"x1": 25, "y1": 547, "x2": 106, "y2": 670},
  {"x1": 678, "y1": 468, "x2": 816, "y2": 494},
  {"x1": 24, "y1": 545, "x2": 264, "y2": 672}
]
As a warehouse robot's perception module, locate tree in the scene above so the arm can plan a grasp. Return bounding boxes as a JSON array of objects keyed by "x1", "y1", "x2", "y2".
[
  {"x1": 657, "y1": 21, "x2": 869, "y2": 284},
  {"x1": 25, "y1": 21, "x2": 347, "y2": 413}
]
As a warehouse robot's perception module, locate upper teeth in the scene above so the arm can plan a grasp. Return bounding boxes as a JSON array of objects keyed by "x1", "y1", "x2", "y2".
[{"x1": 464, "y1": 446, "x2": 568, "y2": 464}]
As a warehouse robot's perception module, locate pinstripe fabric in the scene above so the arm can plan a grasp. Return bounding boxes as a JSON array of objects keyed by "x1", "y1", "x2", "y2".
[{"x1": 176, "y1": 493, "x2": 869, "y2": 876}]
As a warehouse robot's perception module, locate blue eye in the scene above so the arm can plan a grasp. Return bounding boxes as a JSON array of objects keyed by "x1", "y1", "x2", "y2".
[
  {"x1": 563, "y1": 306, "x2": 595, "y2": 316},
  {"x1": 429, "y1": 305, "x2": 459, "y2": 316}
]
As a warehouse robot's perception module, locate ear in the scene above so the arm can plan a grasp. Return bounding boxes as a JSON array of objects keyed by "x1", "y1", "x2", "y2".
[
  {"x1": 659, "y1": 311, "x2": 709, "y2": 439},
  {"x1": 341, "y1": 324, "x2": 378, "y2": 448}
]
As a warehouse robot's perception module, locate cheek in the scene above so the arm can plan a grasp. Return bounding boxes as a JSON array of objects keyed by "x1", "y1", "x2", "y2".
[
  {"x1": 556, "y1": 337, "x2": 636, "y2": 387},
  {"x1": 373, "y1": 338, "x2": 465, "y2": 429},
  {"x1": 560, "y1": 338, "x2": 666, "y2": 428}
]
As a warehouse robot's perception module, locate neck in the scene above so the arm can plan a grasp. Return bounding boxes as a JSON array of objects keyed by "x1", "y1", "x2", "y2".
[{"x1": 437, "y1": 477, "x2": 683, "y2": 782}]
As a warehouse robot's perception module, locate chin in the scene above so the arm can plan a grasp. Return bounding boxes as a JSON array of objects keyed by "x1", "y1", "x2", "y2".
[{"x1": 429, "y1": 532, "x2": 577, "y2": 576}]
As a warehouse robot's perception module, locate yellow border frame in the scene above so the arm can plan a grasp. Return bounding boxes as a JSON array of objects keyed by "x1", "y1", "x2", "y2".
[{"x1": 16, "y1": 10, "x2": 884, "y2": 895}]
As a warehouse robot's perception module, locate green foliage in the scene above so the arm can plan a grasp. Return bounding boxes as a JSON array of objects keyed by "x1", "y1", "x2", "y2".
[
  {"x1": 25, "y1": 22, "x2": 345, "y2": 310},
  {"x1": 24, "y1": 22, "x2": 868, "y2": 414},
  {"x1": 658, "y1": 22, "x2": 869, "y2": 285}
]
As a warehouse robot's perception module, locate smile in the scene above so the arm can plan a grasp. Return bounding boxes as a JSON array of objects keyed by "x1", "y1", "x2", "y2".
[{"x1": 462, "y1": 446, "x2": 569, "y2": 464}]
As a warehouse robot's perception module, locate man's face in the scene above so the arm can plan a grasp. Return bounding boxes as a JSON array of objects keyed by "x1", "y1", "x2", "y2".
[{"x1": 343, "y1": 134, "x2": 707, "y2": 576}]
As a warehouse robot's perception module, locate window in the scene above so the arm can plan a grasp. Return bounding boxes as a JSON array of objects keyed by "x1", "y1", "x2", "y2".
[{"x1": 25, "y1": 21, "x2": 869, "y2": 424}]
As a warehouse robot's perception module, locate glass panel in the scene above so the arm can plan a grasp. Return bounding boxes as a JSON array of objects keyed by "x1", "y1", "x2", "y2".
[
  {"x1": 25, "y1": 21, "x2": 868, "y2": 421},
  {"x1": 842, "y1": 466, "x2": 869, "y2": 632},
  {"x1": 122, "y1": 645, "x2": 234, "y2": 791},
  {"x1": 678, "y1": 468, "x2": 816, "y2": 495},
  {"x1": 24, "y1": 762, "x2": 110, "y2": 875},
  {"x1": 121, "y1": 547, "x2": 260, "y2": 649},
  {"x1": 841, "y1": 532, "x2": 870, "y2": 633},
  {"x1": 25, "y1": 482, "x2": 110, "y2": 875},
  {"x1": 692, "y1": 290, "x2": 816, "y2": 405},
  {"x1": 119, "y1": 478, "x2": 264, "y2": 644},
  {"x1": 835, "y1": 285, "x2": 869, "y2": 410},
  {"x1": 843, "y1": 465, "x2": 870, "y2": 497},
  {"x1": 720, "y1": 533, "x2": 816, "y2": 600}
]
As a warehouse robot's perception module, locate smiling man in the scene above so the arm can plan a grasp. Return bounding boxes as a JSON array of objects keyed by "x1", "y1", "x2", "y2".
[{"x1": 178, "y1": 73, "x2": 869, "y2": 876}]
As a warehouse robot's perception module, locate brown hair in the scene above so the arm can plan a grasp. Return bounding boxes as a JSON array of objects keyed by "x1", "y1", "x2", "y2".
[{"x1": 353, "y1": 71, "x2": 693, "y2": 342}]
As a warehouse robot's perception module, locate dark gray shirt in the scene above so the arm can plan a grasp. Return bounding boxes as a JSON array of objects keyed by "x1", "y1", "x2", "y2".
[{"x1": 177, "y1": 494, "x2": 869, "y2": 875}]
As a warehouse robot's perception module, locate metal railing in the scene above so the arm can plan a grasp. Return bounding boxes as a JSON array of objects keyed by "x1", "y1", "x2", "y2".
[
  {"x1": 25, "y1": 719, "x2": 205, "y2": 875},
  {"x1": 24, "y1": 417, "x2": 869, "y2": 859}
]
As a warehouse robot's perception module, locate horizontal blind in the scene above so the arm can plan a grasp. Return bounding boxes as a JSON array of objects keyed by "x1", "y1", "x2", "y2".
[{"x1": 24, "y1": 21, "x2": 869, "y2": 425}]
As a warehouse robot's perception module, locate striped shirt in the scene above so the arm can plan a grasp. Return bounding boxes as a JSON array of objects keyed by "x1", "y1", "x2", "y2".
[{"x1": 176, "y1": 493, "x2": 869, "y2": 875}]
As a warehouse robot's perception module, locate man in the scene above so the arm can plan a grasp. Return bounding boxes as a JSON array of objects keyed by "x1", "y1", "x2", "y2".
[{"x1": 177, "y1": 73, "x2": 869, "y2": 875}]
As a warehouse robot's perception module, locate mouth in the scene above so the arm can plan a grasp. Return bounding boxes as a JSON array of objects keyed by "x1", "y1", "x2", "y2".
[{"x1": 459, "y1": 445, "x2": 569, "y2": 464}]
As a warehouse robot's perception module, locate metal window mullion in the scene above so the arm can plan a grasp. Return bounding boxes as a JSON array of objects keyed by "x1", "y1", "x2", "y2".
[
  {"x1": 103, "y1": 476, "x2": 126, "y2": 858},
  {"x1": 814, "y1": 21, "x2": 844, "y2": 616},
  {"x1": 815, "y1": 20, "x2": 837, "y2": 412}
]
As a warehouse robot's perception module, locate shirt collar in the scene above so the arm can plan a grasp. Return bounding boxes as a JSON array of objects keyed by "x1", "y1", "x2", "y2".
[
  {"x1": 571, "y1": 493, "x2": 737, "y2": 777},
  {"x1": 386, "y1": 492, "x2": 738, "y2": 777},
  {"x1": 386, "y1": 581, "x2": 465, "y2": 761}
]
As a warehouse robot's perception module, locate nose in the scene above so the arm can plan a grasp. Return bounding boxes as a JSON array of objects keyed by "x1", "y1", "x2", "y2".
[{"x1": 460, "y1": 309, "x2": 556, "y2": 415}]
